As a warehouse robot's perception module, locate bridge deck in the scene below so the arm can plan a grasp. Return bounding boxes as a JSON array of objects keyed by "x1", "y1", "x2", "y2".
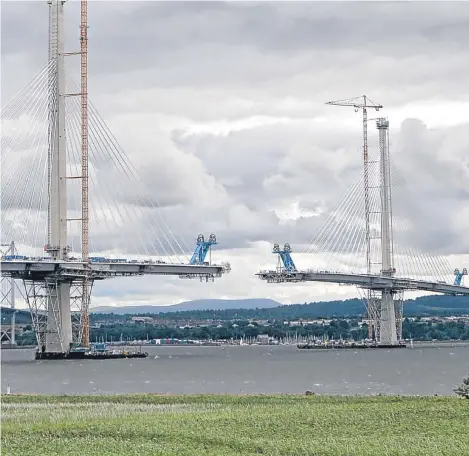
[
  {"x1": 257, "y1": 270, "x2": 469, "y2": 296},
  {"x1": 1, "y1": 260, "x2": 228, "y2": 281}
]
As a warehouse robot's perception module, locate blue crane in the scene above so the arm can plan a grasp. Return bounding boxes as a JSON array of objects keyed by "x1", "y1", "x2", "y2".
[
  {"x1": 273, "y1": 243, "x2": 297, "y2": 272},
  {"x1": 190, "y1": 234, "x2": 217, "y2": 265},
  {"x1": 454, "y1": 268, "x2": 468, "y2": 286}
]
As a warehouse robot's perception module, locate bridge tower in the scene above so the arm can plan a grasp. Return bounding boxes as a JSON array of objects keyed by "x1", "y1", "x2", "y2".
[
  {"x1": 376, "y1": 118, "x2": 398, "y2": 345},
  {"x1": 37, "y1": 0, "x2": 74, "y2": 353},
  {"x1": 25, "y1": 0, "x2": 90, "y2": 355},
  {"x1": 1, "y1": 0, "x2": 229, "y2": 358},
  {"x1": 34, "y1": 0, "x2": 91, "y2": 354},
  {"x1": 257, "y1": 105, "x2": 469, "y2": 339}
]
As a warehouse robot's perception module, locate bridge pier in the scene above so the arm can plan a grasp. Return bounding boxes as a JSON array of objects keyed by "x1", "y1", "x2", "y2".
[
  {"x1": 378, "y1": 290, "x2": 398, "y2": 345},
  {"x1": 45, "y1": 282, "x2": 72, "y2": 353},
  {"x1": 1, "y1": 242, "x2": 17, "y2": 345},
  {"x1": 24, "y1": 279, "x2": 76, "y2": 355}
]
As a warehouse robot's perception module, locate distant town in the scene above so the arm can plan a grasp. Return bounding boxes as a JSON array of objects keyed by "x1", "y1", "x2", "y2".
[{"x1": 3, "y1": 295, "x2": 468, "y2": 346}]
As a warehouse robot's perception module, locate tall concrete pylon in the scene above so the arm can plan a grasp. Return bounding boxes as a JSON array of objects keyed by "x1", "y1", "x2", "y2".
[
  {"x1": 376, "y1": 118, "x2": 398, "y2": 345},
  {"x1": 44, "y1": 0, "x2": 72, "y2": 353}
]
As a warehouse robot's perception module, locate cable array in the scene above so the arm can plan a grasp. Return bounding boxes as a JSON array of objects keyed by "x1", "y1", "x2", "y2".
[
  {"x1": 1, "y1": 59, "x2": 193, "y2": 263},
  {"x1": 390, "y1": 163, "x2": 454, "y2": 283},
  {"x1": 1, "y1": 61, "x2": 55, "y2": 257},
  {"x1": 302, "y1": 159, "x2": 381, "y2": 274},
  {"x1": 0, "y1": 58, "x2": 458, "y2": 281},
  {"x1": 302, "y1": 152, "x2": 455, "y2": 283}
]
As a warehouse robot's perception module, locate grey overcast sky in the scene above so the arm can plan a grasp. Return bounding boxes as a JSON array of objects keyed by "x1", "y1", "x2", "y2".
[{"x1": 1, "y1": 1, "x2": 468, "y2": 307}]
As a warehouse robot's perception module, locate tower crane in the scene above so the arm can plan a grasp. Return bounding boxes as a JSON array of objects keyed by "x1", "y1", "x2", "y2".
[
  {"x1": 80, "y1": 0, "x2": 90, "y2": 347},
  {"x1": 326, "y1": 96, "x2": 383, "y2": 339}
]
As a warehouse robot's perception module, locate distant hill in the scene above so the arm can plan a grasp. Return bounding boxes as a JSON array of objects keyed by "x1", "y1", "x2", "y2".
[
  {"x1": 3, "y1": 295, "x2": 467, "y2": 322},
  {"x1": 404, "y1": 295, "x2": 469, "y2": 316},
  {"x1": 90, "y1": 298, "x2": 281, "y2": 315},
  {"x1": 90, "y1": 295, "x2": 468, "y2": 319},
  {"x1": 276, "y1": 295, "x2": 469, "y2": 319}
]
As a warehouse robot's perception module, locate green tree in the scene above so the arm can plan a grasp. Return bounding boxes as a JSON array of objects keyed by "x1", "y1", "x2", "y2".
[{"x1": 455, "y1": 375, "x2": 469, "y2": 400}]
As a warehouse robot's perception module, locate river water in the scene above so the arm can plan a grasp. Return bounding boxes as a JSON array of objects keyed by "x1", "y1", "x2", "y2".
[{"x1": 1, "y1": 344, "x2": 468, "y2": 395}]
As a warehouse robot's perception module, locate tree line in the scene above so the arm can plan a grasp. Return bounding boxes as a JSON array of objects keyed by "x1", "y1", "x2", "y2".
[
  {"x1": 91, "y1": 319, "x2": 469, "y2": 342},
  {"x1": 13, "y1": 318, "x2": 469, "y2": 346},
  {"x1": 90, "y1": 295, "x2": 469, "y2": 322}
]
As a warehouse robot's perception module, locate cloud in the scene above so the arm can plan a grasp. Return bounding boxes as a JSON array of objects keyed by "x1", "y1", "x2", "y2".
[{"x1": 1, "y1": 1, "x2": 468, "y2": 306}]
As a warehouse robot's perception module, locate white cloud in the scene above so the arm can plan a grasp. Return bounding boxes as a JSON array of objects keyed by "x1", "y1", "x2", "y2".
[{"x1": 2, "y1": 1, "x2": 468, "y2": 307}]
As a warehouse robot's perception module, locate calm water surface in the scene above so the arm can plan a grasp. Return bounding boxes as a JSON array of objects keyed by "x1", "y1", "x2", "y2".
[{"x1": 1, "y1": 344, "x2": 468, "y2": 395}]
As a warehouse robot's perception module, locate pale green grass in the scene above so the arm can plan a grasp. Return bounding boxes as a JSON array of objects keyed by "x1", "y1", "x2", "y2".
[{"x1": 2, "y1": 395, "x2": 468, "y2": 456}]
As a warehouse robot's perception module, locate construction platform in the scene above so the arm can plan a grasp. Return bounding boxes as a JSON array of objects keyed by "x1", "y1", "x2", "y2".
[
  {"x1": 35, "y1": 343, "x2": 148, "y2": 360},
  {"x1": 297, "y1": 343, "x2": 407, "y2": 350}
]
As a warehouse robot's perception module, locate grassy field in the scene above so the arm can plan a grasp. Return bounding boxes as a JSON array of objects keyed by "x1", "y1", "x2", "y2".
[{"x1": 1, "y1": 394, "x2": 468, "y2": 456}]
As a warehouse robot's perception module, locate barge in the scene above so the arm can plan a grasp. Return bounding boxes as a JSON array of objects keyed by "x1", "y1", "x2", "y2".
[
  {"x1": 35, "y1": 343, "x2": 149, "y2": 360},
  {"x1": 298, "y1": 342, "x2": 407, "y2": 350}
]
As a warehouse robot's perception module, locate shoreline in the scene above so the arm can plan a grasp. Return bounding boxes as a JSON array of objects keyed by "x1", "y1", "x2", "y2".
[
  {"x1": 2, "y1": 340, "x2": 469, "y2": 350},
  {"x1": 1, "y1": 392, "x2": 464, "y2": 398}
]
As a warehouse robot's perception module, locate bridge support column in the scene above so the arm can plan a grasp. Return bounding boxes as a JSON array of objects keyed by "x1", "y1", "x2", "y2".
[
  {"x1": 70, "y1": 279, "x2": 94, "y2": 346},
  {"x1": 379, "y1": 290, "x2": 397, "y2": 345},
  {"x1": 45, "y1": 282, "x2": 72, "y2": 352},
  {"x1": 1, "y1": 241, "x2": 17, "y2": 345},
  {"x1": 394, "y1": 291, "x2": 404, "y2": 341},
  {"x1": 1, "y1": 277, "x2": 17, "y2": 345},
  {"x1": 24, "y1": 279, "x2": 73, "y2": 354}
]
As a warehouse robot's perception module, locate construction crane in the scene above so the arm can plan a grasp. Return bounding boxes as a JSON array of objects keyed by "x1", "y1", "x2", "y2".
[
  {"x1": 190, "y1": 234, "x2": 217, "y2": 265},
  {"x1": 326, "y1": 95, "x2": 383, "y2": 339},
  {"x1": 454, "y1": 268, "x2": 468, "y2": 286},
  {"x1": 273, "y1": 243, "x2": 297, "y2": 273},
  {"x1": 80, "y1": 0, "x2": 90, "y2": 346}
]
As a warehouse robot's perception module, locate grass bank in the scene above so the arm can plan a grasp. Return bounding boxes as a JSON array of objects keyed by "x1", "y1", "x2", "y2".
[{"x1": 2, "y1": 395, "x2": 468, "y2": 456}]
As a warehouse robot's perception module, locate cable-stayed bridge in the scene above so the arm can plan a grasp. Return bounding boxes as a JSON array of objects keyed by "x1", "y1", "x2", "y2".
[
  {"x1": 1, "y1": 1, "x2": 468, "y2": 358},
  {"x1": 0, "y1": 0, "x2": 229, "y2": 358},
  {"x1": 257, "y1": 107, "x2": 469, "y2": 346}
]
